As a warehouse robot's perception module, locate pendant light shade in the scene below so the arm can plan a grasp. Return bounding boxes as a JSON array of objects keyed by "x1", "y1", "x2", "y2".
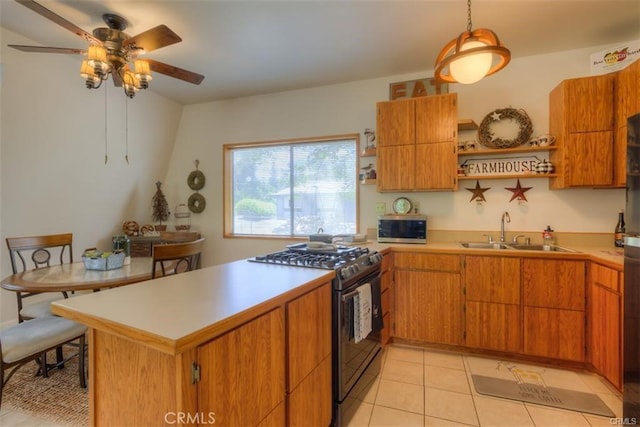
[{"x1": 434, "y1": 1, "x2": 511, "y2": 84}]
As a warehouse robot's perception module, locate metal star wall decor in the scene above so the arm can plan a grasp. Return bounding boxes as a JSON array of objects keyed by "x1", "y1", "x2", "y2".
[
  {"x1": 505, "y1": 179, "x2": 532, "y2": 203},
  {"x1": 466, "y1": 180, "x2": 491, "y2": 203}
]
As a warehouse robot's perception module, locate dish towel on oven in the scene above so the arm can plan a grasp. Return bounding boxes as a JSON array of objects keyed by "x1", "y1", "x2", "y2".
[{"x1": 354, "y1": 283, "x2": 372, "y2": 343}]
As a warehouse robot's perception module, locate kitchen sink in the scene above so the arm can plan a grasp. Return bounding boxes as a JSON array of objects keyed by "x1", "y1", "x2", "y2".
[
  {"x1": 460, "y1": 242, "x2": 512, "y2": 250},
  {"x1": 509, "y1": 244, "x2": 579, "y2": 253}
]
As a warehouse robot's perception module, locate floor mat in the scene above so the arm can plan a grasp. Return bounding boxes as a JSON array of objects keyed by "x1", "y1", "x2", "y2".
[{"x1": 472, "y1": 374, "x2": 615, "y2": 417}]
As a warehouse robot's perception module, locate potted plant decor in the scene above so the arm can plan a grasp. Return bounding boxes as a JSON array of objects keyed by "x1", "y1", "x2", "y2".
[{"x1": 151, "y1": 181, "x2": 170, "y2": 231}]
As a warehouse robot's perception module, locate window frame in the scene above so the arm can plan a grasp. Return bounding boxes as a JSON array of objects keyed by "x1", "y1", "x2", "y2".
[{"x1": 223, "y1": 133, "x2": 361, "y2": 239}]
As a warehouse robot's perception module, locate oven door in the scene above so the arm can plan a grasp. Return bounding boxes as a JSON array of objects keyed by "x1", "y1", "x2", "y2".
[{"x1": 335, "y1": 271, "x2": 382, "y2": 401}]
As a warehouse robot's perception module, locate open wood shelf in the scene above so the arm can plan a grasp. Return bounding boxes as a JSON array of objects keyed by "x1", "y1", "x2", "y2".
[
  {"x1": 458, "y1": 146, "x2": 557, "y2": 157},
  {"x1": 458, "y1": 174, "x2": 557, "y2": 180},
  {"x1": 360, "y1": 148, "x2": 377, "y2": 157},
  {"x1": 360, "y1": 179, "x2": 377, "y2": 185},
  {"x1": 458, "y1": 119, "x2": 478, "y2": 131}
]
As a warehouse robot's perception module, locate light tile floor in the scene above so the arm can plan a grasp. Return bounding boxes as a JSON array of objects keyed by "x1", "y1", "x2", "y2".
[
  {"x1": 1, "y1": 343, "x2": 623, "y2": 427},
  {"x1": 344, "y1": 344, "x2": 623, "y2": 427}
]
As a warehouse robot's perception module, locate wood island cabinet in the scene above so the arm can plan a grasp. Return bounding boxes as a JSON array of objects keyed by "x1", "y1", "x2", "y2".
[
  {"x1": 286, "y1": 284, "x2": 332, "y2": 427},
  {"x1": 376, "y1": 94, "x2": 457, "y2": 192},
  {"x1": 82, "y1": 280, "x2": 332, "y2": 427},
  {"x1": 523, "y1": 258, "x2": 586, "y2": 361},
  {"x1": 464, "y1": 255, "x2": 521, "y2": 353},
  {"x1": 549, "y1": 73, "x2": 617, "y2": 189},
  {"x1": 393, "y1": 253, "x2": 463, "y2": 345},
  {"x1": 588, "y1": 262, "x2": 623, "y2": 390}
]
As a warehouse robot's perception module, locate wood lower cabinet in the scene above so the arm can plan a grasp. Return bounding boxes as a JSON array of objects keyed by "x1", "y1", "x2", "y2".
[
  {"x1": 394, "y1": 253, "x2": 463, "y2": 345},
  {"x1": 589, "y1": 262, "x2": 623, "y2": 389},
  {"x1": 464, "y1": 256, "x2": 521, "y2": 352},
  {"x1": 286, "y1": 284, "x2": 332, "y2": 427},
  {"x1": 87, "y1": 281, "x2": 332, "y2": 427},
  {"x1": 380, "y1": 251, "x2": 393, "y2": 346},
  {"x1": 522, "y1": 258, "x2": 586, "y2": 361},
  {"x1": 198, "y1": 308, "x2": 285, "y2": 426}
]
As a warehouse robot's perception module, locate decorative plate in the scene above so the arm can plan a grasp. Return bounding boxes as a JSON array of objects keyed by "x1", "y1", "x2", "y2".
[
  {"x1": 478, "y1": 108, "x2": 533, "y2": 149},
  {"x1": 392, "y1": 197, "x2": 413, "y2": 214}
]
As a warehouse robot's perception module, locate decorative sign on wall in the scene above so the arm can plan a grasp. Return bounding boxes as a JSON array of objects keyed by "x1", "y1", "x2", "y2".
[
  {"x1": 389, "y1": 78, "x2": 449, "y2": 100},
  {"x1": 590, "y1": 39, "x2": 640, "y2": 75},
  {"x1": 459, "y1": 156, "x2": 540, "y2": 177}
]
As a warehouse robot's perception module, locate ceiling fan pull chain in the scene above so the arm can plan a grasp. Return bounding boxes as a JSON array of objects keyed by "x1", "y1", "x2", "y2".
[
  {"x1": 125, "y1": 98, "x2": 129, "y2": 165},
  {"x1": 104, "y1": 87, "x2": 108, "y2": 165}
]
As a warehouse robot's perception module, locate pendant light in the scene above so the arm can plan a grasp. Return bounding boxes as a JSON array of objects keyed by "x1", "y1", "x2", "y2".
[{"x1": 434, "y1": 0, "x2": 511, "y2": 84}]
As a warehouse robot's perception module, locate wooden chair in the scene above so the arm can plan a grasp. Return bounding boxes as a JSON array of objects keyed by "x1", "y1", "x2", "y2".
[
  {"x1": 152, "y1": 238, "x2": 204, "y2": 279},
  {"x1": 0, "y1": 316, "x2": 87, "y2": 408},
  {"x1": 6, "y1": 233, "x2": 73, "y2": 322}
]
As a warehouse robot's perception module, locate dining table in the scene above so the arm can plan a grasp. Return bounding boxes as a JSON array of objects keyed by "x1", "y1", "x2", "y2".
[{"x1": 1, "y1": 257, "x2": 154, "y2": 293}]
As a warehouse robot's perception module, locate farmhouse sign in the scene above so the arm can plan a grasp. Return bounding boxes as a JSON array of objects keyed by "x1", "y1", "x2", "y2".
[
  {"x1": 459, "y1": 156, "x2": 540, "y2": 177},
  {"x1": 389, "y1": 78, "x2": 449, "y2": 100}
]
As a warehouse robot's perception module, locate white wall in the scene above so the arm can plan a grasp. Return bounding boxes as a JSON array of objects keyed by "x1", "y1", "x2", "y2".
[
  {"x1": 0, "y1": 28, "x2": 183, "y2": 324},
  {"x1": 165, "y1": 45, "x2": 625, "y2": 266}
]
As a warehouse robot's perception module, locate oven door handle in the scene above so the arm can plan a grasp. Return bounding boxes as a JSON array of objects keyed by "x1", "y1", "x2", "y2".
[{"x1": 341, "y1": 289, "x2": 360, "y2": 302}]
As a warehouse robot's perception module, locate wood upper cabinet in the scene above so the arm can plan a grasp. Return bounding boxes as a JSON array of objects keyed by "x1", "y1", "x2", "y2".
[
  {"x1": 286, "y1": 283, "x2": 332, "y2": 427},
  {"x1": 377, "y1": 99, "x2": 415, "y2": 147},
  {"x1": 549, "y1": 73, "x2": 616, "y2": 189},
  {"x1": 588, "y1": 262, "x2": 623, "y2": 390},
  {"x1": 376, "y1": 94, "x2": 457, "y2": 192},
  {"x1": 522, "y1": 258, "x2": 586, "y2": 361},
  {"x1": 465, "y1": 256, "x2": 521, "y2": 353},
  {"x1": 393, "y1": 253, "x2": 463, "y2": 345},
  {"x1": 615, "y1": 59, "x2": 640, "y2": 186}
]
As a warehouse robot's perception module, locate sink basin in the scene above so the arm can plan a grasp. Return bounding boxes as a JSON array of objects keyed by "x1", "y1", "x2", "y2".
[
  {"x1": 509, "y1": 244, "x2": 579, "y2": 253},
  {"x1": 460, "y1": 242, "x2": 512, "y2": 250}
]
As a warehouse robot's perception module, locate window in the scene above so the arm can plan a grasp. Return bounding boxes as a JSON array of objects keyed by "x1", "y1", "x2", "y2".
[{"x1": 224, "y1": 134, "x2": 359, "y2": 237}]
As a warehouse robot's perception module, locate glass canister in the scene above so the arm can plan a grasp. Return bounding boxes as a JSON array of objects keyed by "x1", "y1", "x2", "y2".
[{"x1": 112, "y1": 235, "x2": 131, "y2": 265}]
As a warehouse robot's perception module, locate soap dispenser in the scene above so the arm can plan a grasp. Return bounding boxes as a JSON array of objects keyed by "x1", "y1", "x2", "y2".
[{"x1": 542, "y1": 226, "x2": 554, "y2": 250}]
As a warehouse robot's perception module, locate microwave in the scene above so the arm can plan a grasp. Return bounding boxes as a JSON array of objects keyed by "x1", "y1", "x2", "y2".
[{"x1": 377, "y1": 214, "x2": 427, "y2": 244}]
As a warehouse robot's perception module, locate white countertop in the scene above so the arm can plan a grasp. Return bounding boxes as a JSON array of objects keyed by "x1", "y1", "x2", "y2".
[{"x1": 52, "y1": 259, "x2": 334, "y2": 355}]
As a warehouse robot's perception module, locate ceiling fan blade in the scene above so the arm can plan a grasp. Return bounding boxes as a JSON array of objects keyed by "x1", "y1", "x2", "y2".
[
  {"x1": 15, "y1": 0, "x2": 102, "y2": 45},
  {"x1": 123, "y1": 25, "x2": 181, "y2": 53},
  {"x1": 9, "y1": 44, "x2": 85, "y2": 55},
  {"x1": 145, "y1": 59, "x2": 204, "y2": 85}
]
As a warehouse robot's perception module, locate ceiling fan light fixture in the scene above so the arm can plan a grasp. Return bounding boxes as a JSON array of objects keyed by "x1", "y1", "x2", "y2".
[
  {"x1": 434, "y1": 0, "x2": 511, "y2": 84},
  {"x1": 86, "y1": 45, "x2": 109, "y2": 78},
  {"x1": 122, "y1": 69, "x2": 141, "y2": 98},
  {"x1": 80, "y1": 60, "x2": 102, "y2": 89},
  {"x1": 134, "y1": 60, "x2": 152, "y2": 89}
]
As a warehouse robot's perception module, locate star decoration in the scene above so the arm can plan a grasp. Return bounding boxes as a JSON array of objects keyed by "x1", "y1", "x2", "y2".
[
  {"x1": 466, "y1": 180, "x2": 491, "y2": 203},
  {"x1": 505, "y1": 179, "x2": 533, "y2": 203},
  {"x1": 491, "y1": 111, "x2": 502, "y2": 121}
]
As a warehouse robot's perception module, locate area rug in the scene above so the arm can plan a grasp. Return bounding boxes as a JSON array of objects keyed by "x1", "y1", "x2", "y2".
[
  {"x1": 2, "y1": 349, "x2": 88, "y2": 426},
  {"x1": 472, "y1": 372, "x2": 615, "y2": 417}
]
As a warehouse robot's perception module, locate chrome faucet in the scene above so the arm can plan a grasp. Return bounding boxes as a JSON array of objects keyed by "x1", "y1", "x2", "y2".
[{"x1": 500, "y1": 211, "x2": 511, "y2": 242}]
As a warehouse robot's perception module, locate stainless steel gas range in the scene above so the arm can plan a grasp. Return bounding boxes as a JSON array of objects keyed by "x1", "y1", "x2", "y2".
[{"x1": 249, "y1": 243, "x2": 384, "y2": 426}]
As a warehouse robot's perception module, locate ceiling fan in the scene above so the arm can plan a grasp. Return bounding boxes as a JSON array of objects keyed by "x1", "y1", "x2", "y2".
[{"x1": 8, "y1": 0, "x2": 205, "y2": 98}]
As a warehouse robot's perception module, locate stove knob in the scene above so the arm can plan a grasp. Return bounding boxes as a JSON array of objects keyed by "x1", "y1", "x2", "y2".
[
  {"x1": 351, "y1": 264, "x2": 360, "y2": 275},
  {"x1": 340, "y1": 268, "x2": 351, "y2": 280}
]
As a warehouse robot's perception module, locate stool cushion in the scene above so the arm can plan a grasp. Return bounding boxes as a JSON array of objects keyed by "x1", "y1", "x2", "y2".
[{"x1": 1, "y1": 317, "x2": 87, "y2": 364}]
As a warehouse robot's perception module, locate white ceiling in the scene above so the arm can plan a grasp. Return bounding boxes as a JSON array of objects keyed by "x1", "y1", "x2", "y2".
[{"x1": 1, "y1": 0, "x2": 639, "y2": 105}]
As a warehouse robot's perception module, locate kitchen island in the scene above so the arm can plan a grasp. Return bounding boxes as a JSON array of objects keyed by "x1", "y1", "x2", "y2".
[{"x1": 52, "y1": 259, "x2": 335, "y2": 426}]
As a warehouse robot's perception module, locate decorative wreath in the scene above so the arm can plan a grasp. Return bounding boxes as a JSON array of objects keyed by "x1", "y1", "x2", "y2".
[
  {"x1": 478, "y1": 108, "x2": 533, "y2": 149},
  {"x1": 188, "y1": 193, "x2": 206, "y2": 213},
  {"x1": 187, "y1": 170, "x2": 206, "y2": 191}
]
